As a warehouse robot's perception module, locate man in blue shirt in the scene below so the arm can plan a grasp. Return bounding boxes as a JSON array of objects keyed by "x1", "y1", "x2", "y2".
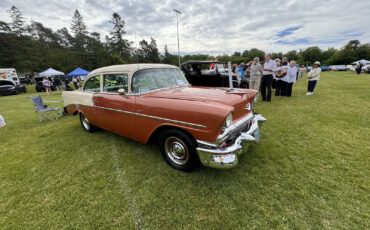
[{"x1": 236, "y1": 65, "x2": 245, "y2": 79}]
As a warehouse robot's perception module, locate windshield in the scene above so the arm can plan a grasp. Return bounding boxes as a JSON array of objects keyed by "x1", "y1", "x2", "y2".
[{"x1": 131, "y1": 68, "x2": 189, "y2": 94}]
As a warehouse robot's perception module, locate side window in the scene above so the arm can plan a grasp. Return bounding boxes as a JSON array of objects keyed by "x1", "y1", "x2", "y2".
[
  {"x1": 84, "y1": 75, "x2": 101, "y2": 92},
  {"x1": 103, "y1": 74, "x2": 128, "y2": 93}
]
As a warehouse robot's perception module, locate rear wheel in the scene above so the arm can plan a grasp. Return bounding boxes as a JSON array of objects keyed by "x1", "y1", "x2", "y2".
[
  {"x1": 79, "y1": 113, "x2": 97, "y2": 133},
  {"x1": 158, "y1": 128, "x2": 198, "y2": 172}
]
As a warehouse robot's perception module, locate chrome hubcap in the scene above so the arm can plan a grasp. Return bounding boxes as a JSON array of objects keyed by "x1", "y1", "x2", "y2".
[
  {"x1": 164, "y1": 137, "x2": 189, "y2": 165},
  {"x1": 82, "y1": 115, "x2": 90, "y2": 130}
]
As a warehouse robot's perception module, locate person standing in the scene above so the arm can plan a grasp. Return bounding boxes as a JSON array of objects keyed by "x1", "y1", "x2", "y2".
[
  {"x1": 306, "y1": 61, "x2": 321, "y2": 95},
  {"x1": 42, "y1": 77, "x2": 51, "y2": 95},
  {"x1": 261, "y1": 53, "x2": 275, "y2": 102},
  {"x1": 286, "y1": 61, "x2": 297, "y2": 97},
  {"x1": 272, "y1": 58, "x2": 280, "y2": 91},
  {"x1": 54, "y1": 76, "x2": 62, "y2": 93},
  {"x1": 298, "y1": 65, "x2": 305, "y2": 79},
  {"x1": 275, "y1": 59, "x2": 289, "y2": 98},
  {"x1": 249, "y1": 57, "x2": 263, "y2": 90},
  {"x1": 72, "y1": 77, "x2": 79, "y2": 89}
]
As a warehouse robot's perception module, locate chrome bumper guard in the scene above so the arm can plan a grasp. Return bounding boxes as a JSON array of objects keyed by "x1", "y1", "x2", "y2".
[{"x1": 196, "y1": 114, "x2": 266, "y2": 169}]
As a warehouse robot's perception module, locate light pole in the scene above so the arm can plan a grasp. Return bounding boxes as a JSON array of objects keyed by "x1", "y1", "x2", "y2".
[{"x1": 173, "y1": 9, "x2": 182, "y2": 68}]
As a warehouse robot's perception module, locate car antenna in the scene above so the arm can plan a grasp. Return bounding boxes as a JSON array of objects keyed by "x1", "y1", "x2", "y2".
[{"x1": 135, "y1": 32, "x2": 139, "y2": 70}]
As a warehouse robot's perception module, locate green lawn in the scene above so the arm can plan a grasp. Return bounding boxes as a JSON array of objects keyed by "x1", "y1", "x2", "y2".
[{"x1": 0, "y1": 72, "x2": 369, "y2": 229}]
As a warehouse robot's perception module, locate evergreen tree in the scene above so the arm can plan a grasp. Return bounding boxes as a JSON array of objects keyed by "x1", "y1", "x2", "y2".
[
  {"x1": 163, "y1": 44, "x2": 170, "y2": 64},
  {"x1": 8, "y1": 6, "x2": 26, "y2": 36},
  {"x1": 70, "y1": 10, "x2": 88, "y2": 67},
  {"x1": 108, "y1": 13, "x2": 132, "y2": 62}
]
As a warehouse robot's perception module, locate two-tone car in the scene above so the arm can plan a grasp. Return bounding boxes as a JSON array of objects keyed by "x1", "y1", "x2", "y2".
[{"x1": 63, "y1": 64, "x2": 266, "y2": 171}]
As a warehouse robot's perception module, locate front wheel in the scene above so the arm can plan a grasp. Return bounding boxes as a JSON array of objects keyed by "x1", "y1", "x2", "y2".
[
  {"x1": 158, "y1": 129, "x2": 198, "y2": 172},
  {"x1": 79, "y1": 113, "x2": 97, "y2": 133}
]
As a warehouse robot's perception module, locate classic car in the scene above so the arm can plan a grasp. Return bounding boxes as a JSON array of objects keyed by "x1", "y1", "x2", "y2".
[
  {"x1": 181, "y1": 61, "x2": 248, "y2": 88},
  {"x1": 62, "y1": 64, "x2": 266, "y2": 171},
  {"x1": 0, "y1": 80, "x2": 27, "y2": 96}
]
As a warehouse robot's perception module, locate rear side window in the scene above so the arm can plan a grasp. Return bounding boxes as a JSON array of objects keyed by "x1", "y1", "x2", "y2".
[
  {"x1": 103, "y1": 74, "x2": 128, "y2": 93},
  {"x1": 84, "y1": 76, "x2": 100, "y2": 92}
]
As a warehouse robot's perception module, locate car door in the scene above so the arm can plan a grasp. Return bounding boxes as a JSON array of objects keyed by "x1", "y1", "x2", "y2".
[{"x1": 92, "y1": 73, "x2": 136, "y2": 139}]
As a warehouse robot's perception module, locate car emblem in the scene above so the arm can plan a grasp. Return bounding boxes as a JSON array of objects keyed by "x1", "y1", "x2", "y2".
[{"x1": 245, "y1": 102, "x2": 251, "y2": 111}]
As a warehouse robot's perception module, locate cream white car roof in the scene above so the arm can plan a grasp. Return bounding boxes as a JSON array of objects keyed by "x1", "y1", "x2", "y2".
[{"x1": 87, "y1": 64, "x2": 178, "y2": 77}]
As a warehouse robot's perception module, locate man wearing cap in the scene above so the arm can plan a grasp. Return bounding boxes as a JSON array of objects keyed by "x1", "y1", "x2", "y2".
[{"x1": 306, "y1": 61, "x2": 321, "y2": 95}]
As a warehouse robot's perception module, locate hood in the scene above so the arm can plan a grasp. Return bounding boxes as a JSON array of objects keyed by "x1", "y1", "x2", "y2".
[
  {"x1": 147, "y1": 86, "x2": 254, "y2": 105},
  {"x1": 146, "y1": 86, "x2": 258, "y2": 121}
]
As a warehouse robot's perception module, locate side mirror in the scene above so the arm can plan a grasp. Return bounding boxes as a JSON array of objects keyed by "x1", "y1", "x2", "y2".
[{"x1": 118, "y1": 88, "x2": 127, "y2": 97}]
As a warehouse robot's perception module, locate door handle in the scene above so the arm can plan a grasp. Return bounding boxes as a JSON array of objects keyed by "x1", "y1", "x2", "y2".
[{"x1": 95, "y1": 95, "x2": 102, "y2": 98}]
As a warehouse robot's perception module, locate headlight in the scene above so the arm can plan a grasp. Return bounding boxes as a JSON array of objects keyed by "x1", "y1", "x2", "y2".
[{"x1": 224, "y1": 112, "x2": 233, "y2": 128}]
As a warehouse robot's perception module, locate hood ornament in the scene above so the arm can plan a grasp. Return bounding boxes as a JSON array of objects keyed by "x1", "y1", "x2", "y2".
[{"x1": 226, "y1": 89, "x2": 252, "y2": 94}]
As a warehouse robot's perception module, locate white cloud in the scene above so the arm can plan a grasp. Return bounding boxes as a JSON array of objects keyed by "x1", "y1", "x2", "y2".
[{"x1": 0, "y1": 0, "x2": 369, "y2": 55}]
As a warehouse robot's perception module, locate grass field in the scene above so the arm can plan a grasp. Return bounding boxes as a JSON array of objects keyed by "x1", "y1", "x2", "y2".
[{"x1": 0, "y1": 72, "x2": 369, "y2": 229}]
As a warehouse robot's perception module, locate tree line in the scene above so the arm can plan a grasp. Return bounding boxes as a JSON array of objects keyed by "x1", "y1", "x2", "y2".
[{"x1": 1, "y1": 5, "x2": 369, "y2": 74}]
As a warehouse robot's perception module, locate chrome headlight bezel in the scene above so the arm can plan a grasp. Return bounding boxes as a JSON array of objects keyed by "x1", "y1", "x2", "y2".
[{"x1": 223, "y1": 112, "x2": 233, "y2": 128}]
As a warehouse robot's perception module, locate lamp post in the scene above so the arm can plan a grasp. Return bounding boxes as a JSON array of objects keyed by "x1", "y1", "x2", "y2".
[{"x1": 173, "y1": 9, "x2": 182, "y2": 68}]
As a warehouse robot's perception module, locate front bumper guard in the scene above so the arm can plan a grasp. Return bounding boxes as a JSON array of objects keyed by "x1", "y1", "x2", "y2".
[{"x1": 196, "y1": 114, "x2": 266, "y2": 169}]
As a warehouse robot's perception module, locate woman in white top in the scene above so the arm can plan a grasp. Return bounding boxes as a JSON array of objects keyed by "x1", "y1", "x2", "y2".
[
  {"x1": 275, "y1": 58, "x2": 289, "y2": 98},
  {"x1": 249, "y1": 57, "x2": 263, "y2": 90},
  {"x1": 306, "y1": 61, "x2": 322, "y2": 95},
  {"x1": 286, "y1": 61, "x2": 297, "y2": 97}
]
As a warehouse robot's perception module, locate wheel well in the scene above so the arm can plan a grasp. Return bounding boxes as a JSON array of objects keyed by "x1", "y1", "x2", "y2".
[
  {"x1": 73, "y1": 110, "x2": 79, "y2": 116},
  {"x1": 147, "y1": 125, "x2": 197, "y2": 146}
]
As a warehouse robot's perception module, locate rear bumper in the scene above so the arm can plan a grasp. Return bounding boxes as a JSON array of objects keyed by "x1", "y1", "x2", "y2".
[{"x1": 196, "y1": 114, "x2": 266, "y2": 169}]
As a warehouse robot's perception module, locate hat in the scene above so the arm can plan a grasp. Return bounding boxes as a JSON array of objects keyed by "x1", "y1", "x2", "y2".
[{"x1": 314, "y1": 61, "x2": 321, "y2": 66}]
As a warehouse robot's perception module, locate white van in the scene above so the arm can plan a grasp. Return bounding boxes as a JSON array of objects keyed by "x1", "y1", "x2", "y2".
[{"x1": 0, "y1": 68, "x2": 20, "y2": 83}]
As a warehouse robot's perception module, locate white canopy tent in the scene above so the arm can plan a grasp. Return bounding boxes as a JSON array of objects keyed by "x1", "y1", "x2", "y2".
[
  {"x1": 39, "y1": 68, "x2": 64, "y2": 77},
  {"x1": 352, "y1": 59, "x2": 370, "y2": 65}
]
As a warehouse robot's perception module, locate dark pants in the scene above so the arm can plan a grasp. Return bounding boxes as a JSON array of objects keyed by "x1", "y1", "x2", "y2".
[
  {"x1": 308, "y1": 80, "x2": 317, "y2": 92},
  {"x1": 275, "y1": 80, "x2": 288, "y2": 96},
  {"x1": 287, "y1": 82, "x2": 293, "y2": 97},
  {"x1": 261, "y1": 74, "x2": 273, "y2": 101},
  {"x1": 272, "y1": 79, "x2": 277, "y2": 89}
]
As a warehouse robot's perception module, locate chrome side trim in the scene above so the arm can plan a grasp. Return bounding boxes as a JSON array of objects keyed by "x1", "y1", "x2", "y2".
[{"x1": 66, "y1": 104, "x2": 206, "y2": 129}]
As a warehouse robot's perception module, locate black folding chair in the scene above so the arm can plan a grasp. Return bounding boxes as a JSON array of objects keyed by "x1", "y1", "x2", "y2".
[{"x1": 30, "y1": 95, "x2": 61, "y2": 122}]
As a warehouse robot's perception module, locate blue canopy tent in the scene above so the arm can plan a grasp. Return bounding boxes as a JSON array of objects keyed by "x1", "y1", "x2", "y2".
[{"x1": 66, "y1": 67, "x2": 90, "y2": 80}]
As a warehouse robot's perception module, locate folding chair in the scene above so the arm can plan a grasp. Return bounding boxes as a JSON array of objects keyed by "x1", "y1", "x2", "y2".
[{"x1": 30, "y1": 95, "x2": 61, "y2": 122}]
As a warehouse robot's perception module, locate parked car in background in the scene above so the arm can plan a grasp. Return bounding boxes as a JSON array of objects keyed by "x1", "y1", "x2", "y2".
[
  {"x1": 181, "y1": 61, "x2": 247, "y2": 88},
  {"x1": 63, "y1": 64, "x2": 266, "y2": 171},
  {"x1": 0, "y1": 80, "x2": 27, "y2": 96},
  {"x1": 363, "y1": 64, "x2": 370, "y2": 73},
  {"x1": 336, "y1": 65, "x2": 349, "y2": 71},
  {"x1": 320, "y1": 66, "x2": 329, "y2": 71}
]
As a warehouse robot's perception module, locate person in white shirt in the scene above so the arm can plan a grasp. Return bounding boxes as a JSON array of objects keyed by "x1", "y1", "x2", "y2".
[
  {"x1": 306, "y1": 61, "x2": 322, "y2": 95},
  {"x1": 275, "y1": 58, "x2": 289, "y2": 98},
  {"x1": 272, "y1": 58, "x2": 280, "y2": 91},
  {"x1": 286, "y1": 61, "x2": 297, "y2": 97},
  {"x1": 261, "y1": 53, "x2": 276, "y2": 102}
]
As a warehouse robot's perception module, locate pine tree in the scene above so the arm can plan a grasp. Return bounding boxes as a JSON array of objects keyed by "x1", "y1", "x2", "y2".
[
  {"x1": 70, "y1": 10, "x2": 88, "y2": 67},
  {"x1": 108, "y1": 13, "x2": 132, "y2": 61},
  {"x1": 8, "y1": 6, "x2": 26, "y2": 36},
  {"x1": 163, "y1": 44, "x2": 170, "y2": 64}
]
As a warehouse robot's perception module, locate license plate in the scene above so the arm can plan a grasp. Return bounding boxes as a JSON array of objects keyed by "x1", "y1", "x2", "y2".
[{"x1": 254, "y1": 128, "x2": 260, "y2": 142}]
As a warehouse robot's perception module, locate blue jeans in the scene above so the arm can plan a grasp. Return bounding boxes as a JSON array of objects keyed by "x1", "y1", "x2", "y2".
[{"x1": 308, "y1": 80, "x2": 317, "y2": 92}]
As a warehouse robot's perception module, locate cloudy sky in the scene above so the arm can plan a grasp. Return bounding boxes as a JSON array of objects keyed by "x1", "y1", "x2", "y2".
[{"x1": 0, "y1": 0, "x2": 369, "y2": 55}]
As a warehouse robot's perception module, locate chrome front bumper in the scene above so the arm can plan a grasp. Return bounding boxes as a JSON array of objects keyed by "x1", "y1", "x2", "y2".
[{"x1": 196, "y1": 114, "x2": 266, "y2": 169}]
